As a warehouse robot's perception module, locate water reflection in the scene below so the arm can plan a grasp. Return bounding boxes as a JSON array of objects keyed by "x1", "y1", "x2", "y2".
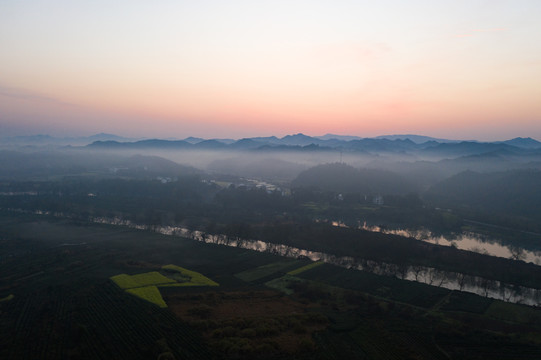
[
  {"x1": 89, "y1": 216, "x2": 541, "y2": 306},
  {"x1": 359, "y1": 223, "x2": 541, "y2": 265}
]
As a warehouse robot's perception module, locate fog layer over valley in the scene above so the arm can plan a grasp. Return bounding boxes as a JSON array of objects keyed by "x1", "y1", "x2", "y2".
[{"x1": 2, "y1": 133, "x2": 541, "y2": 257}]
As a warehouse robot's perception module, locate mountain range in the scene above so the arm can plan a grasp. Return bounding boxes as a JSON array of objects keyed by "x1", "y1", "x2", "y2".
[
  {"x1": 3, "y1": 133, "x2": 541, "y2": 158},
  {"x1": 83, "y1": 134, "x2": 541, "y2": 157}
]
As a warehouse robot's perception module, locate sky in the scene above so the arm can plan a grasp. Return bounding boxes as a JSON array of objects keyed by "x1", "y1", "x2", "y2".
[{"x1": 1, "y1": 0, "x2": 541, "y2": 140}]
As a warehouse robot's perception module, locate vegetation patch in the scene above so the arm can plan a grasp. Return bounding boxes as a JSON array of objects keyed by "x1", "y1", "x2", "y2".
[
  {"x1": 111, "y1": 271, "x2": 175, "y2": 289},
  {"x1": 485, "y1": 300, "x2": 541, "y2": 324},
  {"x1": 440, "y1": 291, "x2": 493, "y2": 314},
  {"x1": 165, "y1": 290, "x2": 327, "y2": 358},
  {"x1": 297, "y1": 264, "x2": 450, "y2": 308},
  {"x1": 162, "y1": 264, "x2": 219, "y2": 286},
  {"x1": 287, "y1": 261, "x2": 324, "y2": 276},
  {"x1": 111, "y1": 266, "x2": 218, "y2": 308},
  {"x1": 0, "y1": 294, "x2": 14, "y2": 302},
  {"x1": 235, "y1": 260, "x2": 301, "y2": 282},
  {"x1": 126, "y1": 286, "x2": 167, "y2": 308},
  {"x1": 265, "y1": 275, "x2": 303, "y2": 295}
]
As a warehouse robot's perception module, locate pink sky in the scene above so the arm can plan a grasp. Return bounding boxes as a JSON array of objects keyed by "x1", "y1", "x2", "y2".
[{"x1": 1, "y1": 1, "x2": 540, "y2": 140}]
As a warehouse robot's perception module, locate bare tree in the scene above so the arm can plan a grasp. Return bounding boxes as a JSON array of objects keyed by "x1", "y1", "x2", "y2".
[{"x1": 509, "y1": 246, "x2": 526, "y2": 261}]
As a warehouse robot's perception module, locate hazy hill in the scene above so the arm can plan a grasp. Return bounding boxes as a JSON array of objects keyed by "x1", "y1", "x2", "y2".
[
  {"x1": 119, "y1": 155, "x2": 201, "y2": 177},
  {"x1": 182, "y1": 136, "x2": 204, "y2": 144},
  {"x1": 316, "y1": 134, "x2": 363, "y2": 141},
  {"x1": 0, "y1": 133, "x2": 137, "y2": 147},
  {"x1": 229, "y1": 138, "x2": 268, "y2": 150},
  {"x1": 501, "y1": 137, "x2": 541, "y2": 149},
  {"x1": 344, "y1": 138, "x2": 420, "y2": 153},
  {"x1": 374, "y1": 134, "x2": 459, "y2": 144},
  {"x1": 88, "y1": 139, "x2": 193, "y2": 149},
  {"x1": 0, "y1": 150, "x2": 199, "y2": 180},
  {"x1": 291, "y1": 163, "x2": 417, "y2": 195},
  {"x1": 280, "y1": 133, "x2": 324, "y2": 146},
  {"x1": 208, "y1": 157, "x2": 306, "y2": 181},
  {"x1": 420, "y1": 141, "x2": 522, "y2": 158},
  {"x1": 425, "y1": 169, "x2": 541, "y2": 220},
  {"x1": 192, "y1": 139, "x2": 228, "y2": 149}
]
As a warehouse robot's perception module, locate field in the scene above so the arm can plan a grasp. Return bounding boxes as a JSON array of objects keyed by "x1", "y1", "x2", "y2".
[
  {"x1": 162, "y1": 264, "x2": 219, "y2": 286},
  {"x1": 111, "y1": 266, "x2": 218, "y2": 307},
  {"x1": 0, "y1": 294, "x2": 14, "y2": 302},
  {"x1": 165, "y1": 290, "x2": 327, "y2": 356},
  {"x1": 234, "y1": 259, "x2": 305, "y2": 282},
  {"x1": 3, "y1": 213, "x2": 541, "y2": 359},
  {"x1": 111, "y1": 272, "x2": 176, "y2": 289},
  {"x1": 126, "y1": 286, "x2": 167, "y2": 308},
  {"x1": 287, "y1": 261, "x2": 324, "y2": 275}
]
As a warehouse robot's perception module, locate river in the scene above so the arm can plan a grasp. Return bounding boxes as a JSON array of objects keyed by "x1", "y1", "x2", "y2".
[
  {"x1": 90, "y1": 216, "x2": 541, "y2": 306},
  {"x1": 358, "y1": 222, "x2": 541, "y2": 265},
  {"x1": 5, "y1": 207, "x2": 540, "y2": 306}
]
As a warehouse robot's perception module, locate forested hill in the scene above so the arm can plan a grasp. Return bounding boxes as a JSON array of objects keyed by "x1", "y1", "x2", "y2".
[
  {"x1": 425, "y1": 169, "x2": 541, "y2": 220},
  {"x1": 291, "y1": 163, "x2": 417, "y2": 195},
  {"x1": 0, "y1": 151, "x2": 200, "y2": 180}
]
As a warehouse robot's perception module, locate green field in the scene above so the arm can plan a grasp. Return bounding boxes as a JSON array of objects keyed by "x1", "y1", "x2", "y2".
[
  {"x1": 111, "y1": 272, "x2": 176, "y2": 289},
  {"x1": 111, "y1": 266, "x2": 218, "y2": 307},
  {"x1": 235, "y1": 259, "x2": 302, "y2": 282},
  {"x1": 265, "y1": 275, "x2": 303, "y2": 295},
  {"x1": 485, "y1": 300, "x2": 541, "y2": 324},
  {"x1": 0, "y1": 294, "x2": 14, "y2": 302},
  {"x1": 111, "y1": 272, "x2": 173, "y2": 308},
  {"x1": 287, "y1": 261, "x2": 324, "y2": 275},
  {"x1": 162, "y1": 264, "x2": 219, "y2": 286},
  {"x1": 126, "y1": 286, "x2": 167, "y2": 308}
]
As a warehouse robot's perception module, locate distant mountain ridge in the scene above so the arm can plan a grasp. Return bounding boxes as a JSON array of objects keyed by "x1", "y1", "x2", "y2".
[
  {"x1": 0, "y1": 133, "x2": 140, "y2": 146},
  {"x1": 500, "y1": 137, "x2": 541, "y2": 149},
  {"x1": 84, "y1": 133, "x2": 541, "y2": 156},
  {"x1": 4, "y1": 132, "x2": 541, "y2": 157},
  {"x1": 373, "y1": 134, "x2": 462, "y2": 144}
]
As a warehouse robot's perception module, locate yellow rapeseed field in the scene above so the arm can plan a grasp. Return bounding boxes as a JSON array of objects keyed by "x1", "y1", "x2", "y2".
[
  {"x1": 126, "y1": 286, "x2": 167, "y2": 308},
  {"x1": 287, "y1": 261, "x2": 324, "y2": 276},
  {"x1": 162, "y1": 264, "x2": 219, "y2": 286}
]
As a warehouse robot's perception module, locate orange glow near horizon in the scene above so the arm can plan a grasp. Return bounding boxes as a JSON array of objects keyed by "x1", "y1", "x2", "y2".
[{"x1": 1, "y1": 1, "x2": 540, "y2": 140}]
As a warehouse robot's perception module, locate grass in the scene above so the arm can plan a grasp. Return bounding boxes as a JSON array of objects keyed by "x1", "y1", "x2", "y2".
[
  {"x1": 162, "y1": 264, "x2": 219, "y2": 286},
  {"x1": 0, "y1": 294, "x2": 14, "y2": 302},
  {"x1": 235, "y1": 260, "x2": 301, "y2": 282},
  {"x1": 296, "y1": 264, "x2": 449, "y2": 308},
  {"x1": 111, "y1": 266, "x2": 218, "y2": 308},
  {"x1": 110, "y1": 274, "x2": 139, "y2": 289},
  {"x1": 287, "y1": 261, "x2": 324, "y2": 276},
  {"x1": 125, "y1": 286, "x2": 167, "y2": 308},
  {"x1": 485, "y1": 300, "x2": 541, "y2": 324},
  {"x1": 110, "y1": 271, "x2": 176, "y2": 289},
  {"x1": 440, "y1": 291, "x2": 493, "y2": 314},
  {"x1": 110, "y1": 271, "x2": 174, "y2": 308},
  {"x1": 265, "y1": 275, "x2": 303, "y2": 295}
]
